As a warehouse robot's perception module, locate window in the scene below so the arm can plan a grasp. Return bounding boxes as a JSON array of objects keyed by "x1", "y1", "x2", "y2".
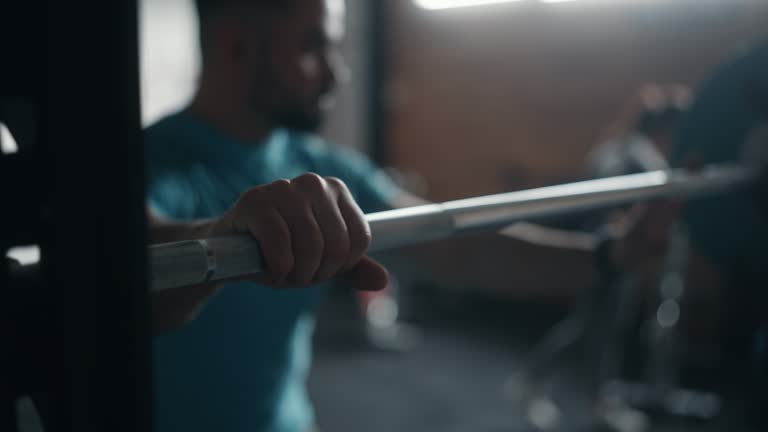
[{"x1": 0, "y1": 122, "x2": 19, "y2": 154}]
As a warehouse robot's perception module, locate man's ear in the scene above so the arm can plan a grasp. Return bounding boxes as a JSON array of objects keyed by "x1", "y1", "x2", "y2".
[
  {"x1": 231, "y1": 19, "x2": 273, "y2": 67},
  {"x1": 203, "y1": 12, "x2": 256, "y2": 65},
  {"x1": 218, "y1": 20, "x2": 248, "y2": 63}
]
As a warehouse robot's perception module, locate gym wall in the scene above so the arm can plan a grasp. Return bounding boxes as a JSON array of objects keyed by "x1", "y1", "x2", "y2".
[{"x1": 384, "y1": 0, "x2": 768, "y2": 201}]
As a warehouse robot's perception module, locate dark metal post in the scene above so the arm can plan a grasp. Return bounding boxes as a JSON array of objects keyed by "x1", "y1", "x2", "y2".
[
  {"x1": 2, "y1": 0, "x2": 151, "y2": 430},
  {"x1": 368, "y1": 0, "x2": 391, "y2": 166}
]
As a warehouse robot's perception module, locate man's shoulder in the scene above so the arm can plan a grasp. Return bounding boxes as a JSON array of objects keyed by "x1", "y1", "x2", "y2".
[
  {"x1": 145, "y1": 113, "x2": 191, "y2": 150},
  {"x1": 283, "y1": 129, "x2": 372, "y2": 170},
  {"x1": 281, "y1": 130, "x2": 399, "y2": 212},
  {"x1": 145, "y1": 111, "x2": 186, "y2": 137},
  {"x1": 283, "y1": 130, "x2": 331, "y2": 155},
  {"x1": 144, "y1": 112, "x2": 203, "y2": 172}
]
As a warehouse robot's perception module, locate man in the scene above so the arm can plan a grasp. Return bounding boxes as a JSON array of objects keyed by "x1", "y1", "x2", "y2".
[
  {"x1": 145, "y1": 1, "x2": 404, "y2": 431},
  {"x1": 145, "y1": 0, "x2": 670, "y2": 430}
]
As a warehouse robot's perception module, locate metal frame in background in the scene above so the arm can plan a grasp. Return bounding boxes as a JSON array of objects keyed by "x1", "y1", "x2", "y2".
[
  {"x1": 2, "y1": 1, "x2": 150, "y2": 431},
  {"x1": 367, "y1": 0, "x2": 391, "y2": 166}
]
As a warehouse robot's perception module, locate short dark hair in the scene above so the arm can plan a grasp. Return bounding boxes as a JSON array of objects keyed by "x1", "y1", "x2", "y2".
[
  {"x1": 635, "y1": 104, "x2": 687, "y2": 136},
  {"x1": 194, "y1": 0, "x2": 291, "y2": 17},
  {"x1": 194, "y1": 0, "x2": 293, "y2": 59}
]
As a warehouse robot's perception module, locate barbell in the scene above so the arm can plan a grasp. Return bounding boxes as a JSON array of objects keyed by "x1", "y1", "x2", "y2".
[
  {"x1": 150, "y1": 43, "x2": 768, "y2": 292},
  {"x1": 150, "y1": 162, "x2": 762, "y2": 291}
]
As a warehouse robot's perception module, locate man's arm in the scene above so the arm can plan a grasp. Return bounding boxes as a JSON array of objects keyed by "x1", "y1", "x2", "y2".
[{"x1": 149, "y1": 173, "x2": 389, "y2": 334}]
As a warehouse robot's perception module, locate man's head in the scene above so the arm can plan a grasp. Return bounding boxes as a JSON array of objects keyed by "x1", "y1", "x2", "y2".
[
  {"x1": 195, "y1": 0, "x2": 348, "y2": 132},
  {"x1": 631, "y1": 84, "x2": 690, "y2": 156}
]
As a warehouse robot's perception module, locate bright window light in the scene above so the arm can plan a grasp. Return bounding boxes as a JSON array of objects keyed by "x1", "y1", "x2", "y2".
[
  {"x1": 415, "y1": 0, "x2": 584, "y2": 8},
  {"x1": 0, "y1": 122, "x2": 19, "y2": 154},
  {"x1": 415, "y1": 0, "x2": 524, "y2": 10},
  {"x1": 7, "y1": 245, "x2": 41, "y2": 266}
]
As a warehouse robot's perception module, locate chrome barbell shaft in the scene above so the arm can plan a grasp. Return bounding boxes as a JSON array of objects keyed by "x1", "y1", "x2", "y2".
[{"x1": 150, "y1": 163, "x2": 758, "y2": 291}]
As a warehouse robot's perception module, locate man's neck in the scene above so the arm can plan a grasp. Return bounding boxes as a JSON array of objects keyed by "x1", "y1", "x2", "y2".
[{"x1": 188, "y1": 81, "x2": 274, "y2": 143}]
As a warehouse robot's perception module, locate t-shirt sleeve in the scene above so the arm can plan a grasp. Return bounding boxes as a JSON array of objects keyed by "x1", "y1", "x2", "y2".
[
  {"x1": 306, "y1": 140, "x2": 401, "y2": 213},
  {"x1": 144, "y1": 124, "x2": 200, "y2": 220},
  {"x1": 146, "y1": 171, "x2": 198, "y2": 220}
]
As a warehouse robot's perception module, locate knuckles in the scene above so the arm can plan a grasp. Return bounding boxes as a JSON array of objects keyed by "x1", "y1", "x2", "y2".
[
  {"x1": 324, "y1": 236, "x2": 351, "y2": 262},
  {"x1": 228, "y1": 173, "x2": 369, "y2": 285},
  {"x1": 238, "y1": 174, "x2": 352, "y2": 209},
  {"x1": 293, "y1": 172, "x2": 327, "y2": 195},
  {"x1": 324, "y1": 176, "x2": 345, "y2": 190}
]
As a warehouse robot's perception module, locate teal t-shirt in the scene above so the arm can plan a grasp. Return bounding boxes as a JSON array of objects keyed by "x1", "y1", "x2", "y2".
[{"x1": 146, "y1": 111, "x2": 398, "y2": 432}]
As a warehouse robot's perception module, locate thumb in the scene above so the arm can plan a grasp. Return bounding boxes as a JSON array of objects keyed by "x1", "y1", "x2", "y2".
[{"x1": 341, "y1": 255, "x2": 390, "y2": 292}]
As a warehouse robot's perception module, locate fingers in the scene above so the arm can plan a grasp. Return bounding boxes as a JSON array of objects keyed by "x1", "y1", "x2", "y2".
[
  {"x1": 236, "y1": 202, "x2": 294, "y2": 284},
  {"x1": 293, "y1": 174, "x2": 351, "y2": 282},
  {"x1": 271, "y1": 177, "x2": 325, "y2": 286},
  {"x1": 341, "y1": 255, "x2": 389, "y2": 292},
  {"x1": 330, "y1": 176, "x2": 372, "y2": 272},
  {"x1": 225, "y1": 173, "x2": 375, "y2": 288}
]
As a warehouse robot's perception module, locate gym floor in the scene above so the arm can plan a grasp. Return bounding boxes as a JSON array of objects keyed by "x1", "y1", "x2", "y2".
[
  {"x1": 14, "y1": 290, "x2": 746, "y2": 432},
  {"x1": 310, "y1": 292, "x2": 750, "y2": 432}
]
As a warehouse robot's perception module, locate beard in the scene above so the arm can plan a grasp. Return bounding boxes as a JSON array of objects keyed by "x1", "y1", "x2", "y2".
[
  {"x1": 269, "y1": 105, "x2": 325, "y2": 133},
  {"x1": 250, "y1": 72, "x2": 335, "y2": 132}
]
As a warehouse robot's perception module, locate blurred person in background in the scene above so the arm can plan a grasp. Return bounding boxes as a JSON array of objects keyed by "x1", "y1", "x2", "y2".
[
  {"x1": 515, "y1": 41, "x2": 768, "y2": 431},
  {"x1": 588, "y1": 85, "x2": 690, "y2": 177},
  {"x1": 506, "y1": 85, "x2": 691, "y2": 431}
]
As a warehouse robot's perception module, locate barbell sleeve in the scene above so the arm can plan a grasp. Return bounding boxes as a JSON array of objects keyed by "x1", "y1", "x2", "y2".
[{"x1": 149, "y1": 163, "x2": 758, "y2": 292}]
